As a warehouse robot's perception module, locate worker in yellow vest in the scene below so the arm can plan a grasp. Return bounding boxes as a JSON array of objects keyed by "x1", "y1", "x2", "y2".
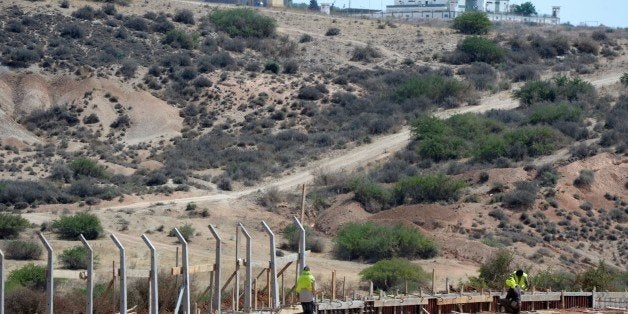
[
  {"x1": 501, "y1": 269, "x2": 529, "y2": 314},
  {"x1": 296, "y1": 266, "x2": 316, "y2": 314}
]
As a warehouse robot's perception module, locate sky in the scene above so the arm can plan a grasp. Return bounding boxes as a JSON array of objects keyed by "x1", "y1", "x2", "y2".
[{"x1": 307, "y1": 0, "x2": 628, "y2": 28}]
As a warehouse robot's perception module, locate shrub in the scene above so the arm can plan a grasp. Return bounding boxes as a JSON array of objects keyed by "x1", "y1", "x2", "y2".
[
  {"x1": 621, "y1": 73, "x2": 628, "y2": 86},
  {"x1": 477, "y1": 249, "x2": 514, "y2": 289},
  {"x1": 171, "y1": 224, "x2": 195, "y2": 242},
  {"x1": 458, "y1": 62, "x2": 497, "y2": 90},
  {"x1": 283, "y1": 60, "x2": 299, "y2": 74},
  {"x1": 394, "y1": 174, "x2": 467, "y2": 204},
  {"x1": 282, "y1": 224, "x2": 324, "y2": 253},
  {"x1": 264, "y1": 61, "x2": 280, "y2": 74},
  {"x1": 509, "y1": 64, "x2": 539, "y2": 82},
  {"x1": 5, "y1": 240, "x2": 42, "y2": 260},
  {"x1": 452, "y1": 11, "x2": 491, "y2": 35},
  {"x1": 173, "y1": 9, "x2": 195, "y2": 25},
  {"x1": 119, "y1": 59, "x2": 138, "y2": 78},
  {"x1": 501, "y1": 181, "x2": 538, "y2": 209},
  {"x1": 529, "y1": 103, "x2": 582, "y2": 124},
  {"x1": 52, "y1": 212, "x2": 103, "y2": 240},
  {"x1": 110, "y1": 114, "x2": 131, "y2": 129},
  {"x1": 59, "y1": 246, "x2": 92, "y2": 269},
  {"x1": 101, "y1": 3, "x2": 116, "y2": 15},
  {"x1": 299, "y1": 34, "x2": 313, "y2": 43},
  {"x1": 208, "y1": 8, "x2": 276, "y2": 38},
  {"x1": 350, "y1": 178, "x2": 392, "y2": 213},
  {"x1": 4, "y1": 287, "x2": 43, "y2": 313},
  {"x1": 83, "y1": 113, "x2": 100, "y2": 124},
  {"x1": 0, "y1": 213, "x2": 30, "y2": 239},
  {"x1": 359, "y1": 258, "x2": 429, "y2": 291},
  {"x1": 69, "y1": 157, "x2": 107, "y2": 178},
  {"x1": 0, "y1": 180, "x2": 69, "y2": 206},
  {"x1": 573, "y1": 169, "x2": 594, "y2": 188},
  {"x1": 60, "y1": 0, "x2": 69, "y2": 8},
  {"x1": 514, "y1": 76, "x2": 595, "y2": 106},
  {"x1": 457, "y1": 36, "x2": 506, "y2": 64},
  {"x1": 124, "y1": 16, "x2": 149, "y2": 31},
  {"x1": 334, "y1": 222, "x2": 437, "y2": 261},
  {"x1": 535, "y1": 164, "x2": 559, "y2": 187},
  {"x1": 72, "y1": 6, "x2": 96, "y2": 20},
  {"x1": 573, "y1": 38, "x2": 599, "y2": 55},
  {"x1": 298, "y1": 86, "x2": 324, "y2": 100},
  {"x1": 325, "y1": 27, "x2": 340, "y2": 36},
  {"x1": 162, "y1": 29, "x2": 199, "y2": 49},
  {"x1": 6, "y1": 263, "x2": 46, "y2": 290},
  {"x1": 350, "y1": 44, "x2": 382, "y2": 62},
  {"x1": 396, "y1": 75, "x2": 469, "y2": 104},
  {"x1": 59, "y1": 23, "x2": 85, "y2": 39}
]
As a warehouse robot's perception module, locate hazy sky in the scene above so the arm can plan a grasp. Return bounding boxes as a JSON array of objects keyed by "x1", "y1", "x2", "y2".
[{"x1": 311, "y1": 0, "x2": 627, "y2": 28}]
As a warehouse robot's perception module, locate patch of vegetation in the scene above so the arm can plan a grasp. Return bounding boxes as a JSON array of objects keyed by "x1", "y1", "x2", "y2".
[
  {"x1": 4, "y1": 240, "x2": 42, "y2": 260},
  {"x1": 500, "y1": 181, "x2": 538, "y2": 209},
  {"x1": 446, "y1": 36, "x2": 507, "y2": 64},
  {"x1": 513, "y1": 76, "x2": 596, "y2": 106},
  {"x1": 170, "y1": 224, "x2": 195, "y2": 242},
  {"x1": 395, "y1": 75, "x2": 470, "y2": 106},
  {"x1": 69, "y1": 157, "x2": 107, "y2": 179},
  {"x1": 173, "y1": 9, "x2": 195, "y2": 25},
  {"x1": 59, "y1": 246, "x2": 94, "y2": 269},
  {"x1": 52, "y1": 212, "x2": 103, "y2": 240},
  {"x1": 334, "y1": 222, "x2": 437, "y2": 262},
  {"x1": 359, "y1": 258, "x2": 429, "y2": 291},
  {"x1": 0, "y1": 213, "x2": 30, "y2": 239},
  {"x1": 325, "y1": 27, "x2": 340, "y2": 36},
  {"x1": 162, "y1": 29, "x2": 199, "y2": 49},
  {"x1": 6, "y1": 263, "x2": 46, "y2": 291},
  {"x1": 476, "y1": 249, "x2": 514, "y2": 289},
  {"x1": 350, "y1": 43, "x2": 382, "y2": 62},
  {"x1": 282, "y1": 224, "x2": 325, "y2": 253},
  {"x1": 208, "y1": 8, "x2": 276, "y2": 38},
  {"x1": 573, "y1": 169, "x2": 594, "y2": 188},
  {"x1": 394, "y1": 174, "x2": 467, "y2": 204},
  {"x1": 0, "y1": 180, "x2": 70, "y2": 207},
  {"x1": 452, "y1": 11, "x2": 491, "y2": 35}
]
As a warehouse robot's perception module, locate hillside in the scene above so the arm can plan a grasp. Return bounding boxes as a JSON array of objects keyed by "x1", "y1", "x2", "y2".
[{"x1": 0, "y1": 0, "x2": 626, "y2": 311}]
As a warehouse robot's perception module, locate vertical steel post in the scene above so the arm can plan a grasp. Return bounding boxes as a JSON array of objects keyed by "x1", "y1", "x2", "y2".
[
  {"x1": 173, "y1": 228, "x2": 190, "y2": 314},
  {"x1": 0, "y1": 249, "x2": 4, "y2": 314},
  {"x1": 79, "y1": 235, "x2": 94, "y2": 314},
  {"x1": 37, "y1": 232, "x2": 54, "y2": 314},
  {"x1": 261, "y1": 221, "x2": 280, "y2": 309},
  {"x1": 208, "y1": 225, "x2": 222, "y2": 314},
  {"x1": 235, "y1": 224, "x2": 240, "y2": 312},
  {"x1": 292, "y1": 216, "x2": 306, "y2": 284},
  {"x1": 239, "y1": 223, "x2": 253, "y2": 313},
  {"x1": 141, "y1": 234, "x2": 159, "y2": 314},
  {"x1": 110, "y1": 234, "x2": 127, "y2": 314}
]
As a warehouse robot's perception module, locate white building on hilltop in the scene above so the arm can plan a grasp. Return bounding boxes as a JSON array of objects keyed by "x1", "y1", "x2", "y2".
[{"x1": 382, "y1": 0, "x2": 559, "y2": 24}]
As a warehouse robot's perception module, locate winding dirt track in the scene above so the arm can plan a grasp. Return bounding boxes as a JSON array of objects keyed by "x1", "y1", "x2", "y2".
[{"x1": 108, "y1": 72, "x2": 621, "y2": 211}]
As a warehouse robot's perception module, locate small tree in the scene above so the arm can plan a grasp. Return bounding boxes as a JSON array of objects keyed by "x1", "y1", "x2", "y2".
[
  {"x1": 59, "y1": 246, "x2": 94, "y2": 269},
  {"x1": 170, "y1": 224, "x2": 195, "y2": 242},
  {"x1": 512, "y1": 2, "x2": 537, "y2": 16},
  {"x1": 360, "y1": 258, "x2": 429, "y2": 291},
  {"x1": 52, "y1": 212, "x2": 103, "y2": 240},
  {"x1": 69, "y1": 157, "x2": 107, "y2": 179},
  {"x1": 308, "y1": 0, "x2": 320, "y2": 11},
  {"x1": 478, "y1": 248, "x2": 514, "y2": 289},
  {"x1": 452, "y1": 11, "x2": 491, "y2": 35},
  {"x1": 6, "y1": 264, "x2": 46, "y2": 290},
  {"x1": 0, "y1": 213, "x2": 30, "y2": 239}
]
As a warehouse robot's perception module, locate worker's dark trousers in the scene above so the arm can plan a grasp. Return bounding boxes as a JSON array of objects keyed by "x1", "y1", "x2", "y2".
[
  {"x1": 301, "y1": 301, "x2": 315, "y2": 314},
  {"x1": 501, "y1": 287, "x2": 521, "y2": 314}
]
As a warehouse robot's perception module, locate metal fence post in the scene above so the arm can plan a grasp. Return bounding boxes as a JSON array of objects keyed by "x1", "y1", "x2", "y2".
[
  {"x1": 79, "y1": 235, "x2": 94, "y2": 314},
  {"x1": 173, "y1": 228, "x2": 190, "y2": 314},
  {"x1": 141, "y1": 234, "x2": 159, "y2": 314},
  {"x1": 110, "y1": 234, "x2": 127, "y2": 314},
  {"x1": 37, "y1": 232, "x2": 54, "y2": 314},
  {"x1": 261, "y1": 221, "x2": 280, "y2": 309},
  {"x1": 208, "y1": 225, "x2": 222, "y2": 314},
  {"x1": 239, "y1": 223, "x2": 253, "y2": 313},
  {"x1": 292, "y1": 216, "x2": 307, "y2": 280},
  {"x1": 0, "y1": 249, "x2": 4, "y2": 314},
  {"x1": 235, "y1": 224, "x2": 240, "y2": 312}
]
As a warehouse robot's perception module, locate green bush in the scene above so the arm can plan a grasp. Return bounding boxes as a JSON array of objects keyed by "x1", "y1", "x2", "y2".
[
  {"x1": 208, "y1": 8, "x2": 276, "y2": 38},
  {"x1": 529, "y1": 103, "x2": 582, "y2": 124},
  {"x1": 282, "y1": 224, "x2": 325, "y2": 253},
  {"x1": 162, "y1": 29, "x2": 199, "y2": 49},
  {"x1": 334, "y1": 222, "x2": 437, "y2": 261},
  {"x1": 350, "y1": 178, "x2": 393, "y2": 213},
  {"x1": 396, "y1": 75, "x2": 469, "y2": 104},
  {"x1": 171, "y1": 224, "x2": 195, "y2": 242},
  {"x1": 513, "y1": 76, "x2": 596, "y2": 106},
  {"x1": 6, "y1": 263, "x2": 46, "y2": 291},
  {"x1": 573, "y1": 169, "x2": 594, "y2": 188},
  {"x1": 394, "y1": 174, "x2": 467, "y2": 204},
  {"x1": 52, "y1": 212, "x2": 103, "y2": 240},
  {"x1": 452, "y1": 11, "x2": 491, "y2": 35},
  {"x1": 457, "y1": 36, "x2": 507, "y2": 64},
  {"x1": 0, "y1": 213, "x2": 30, "y2": 239},
  {"x1": 69, "y1": 157, "x2": 107, "y2": 179},
  {"x1": 59, "y1": 246, "x2": 92, "y2": 269},
  {"x1": 501, "y1": 181, "x2": 538, "y2": 209},
  {"x1": 576, "y1": 261, "x2": 621, "y2": 291},
  {"x1": 621, "y1": 73, "x2": 628, "y2": 86},
  {"x1": 503, "y1": 126, "x2": 565, "y2": 158},
  {"x1": 5, "y1": 240, "x2": 42, "y2": 260},
  {"x1": 531, "y1": 268, "x2": 575, "y2": 291},
  {"x1": 359, "y1": 258, "x2": 429, "y2": 291},
  {"x1": 477, "y1": 249, "x2": 514, "y2": 289},
  {"x1": 535, "y1": 164, "x2": 559, "y2": 187}
]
